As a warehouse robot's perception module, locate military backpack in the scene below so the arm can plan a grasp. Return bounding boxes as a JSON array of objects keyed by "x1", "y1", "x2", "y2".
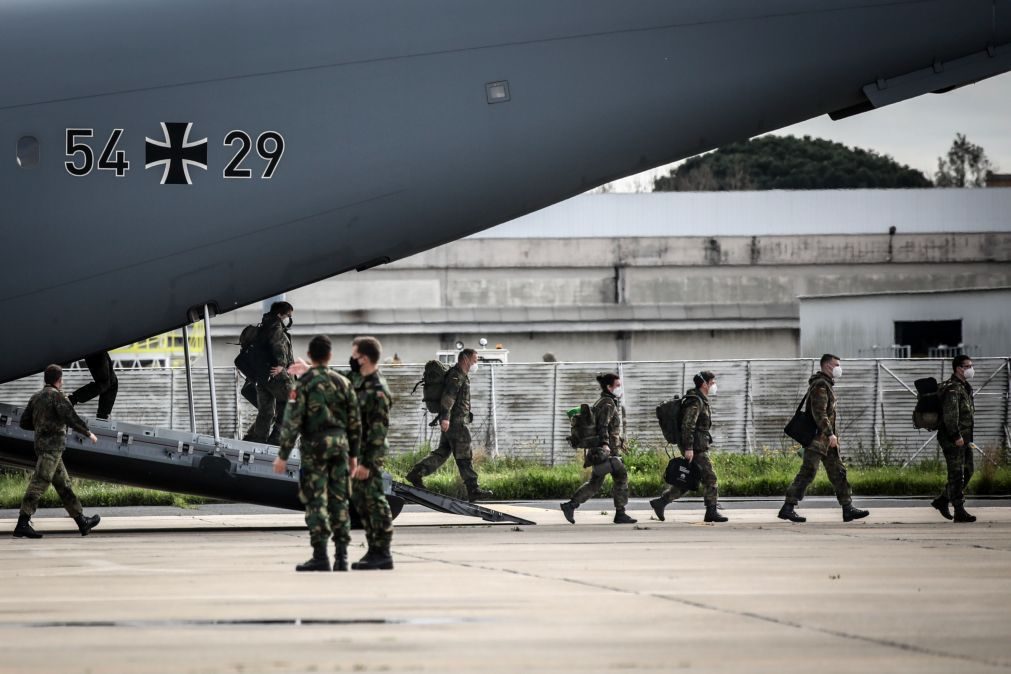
[
  {"x1": 566, "y1": 403, "x2": 598, "y2": 449},
  {"x1": 655, "y1": 395, "x2": 692, "y2": 446},
  {"x1": 413, "y1": 360, "x2": 449, "y2": 414},
  {"x1": 912, "y1": 377, "x2": 942, "y2": 431},
  {"x1": 233, "y1": 323, "x2": 267, "y2": 384}
]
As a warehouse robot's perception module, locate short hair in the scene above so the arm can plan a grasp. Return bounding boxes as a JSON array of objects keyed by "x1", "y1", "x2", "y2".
[
  {"x1": 953, "y1": 354, "x2": 972, "y2": 370},
  {"x1": 693, "y1": 371, "x2": 716, "y2": 388},
  {"x1": 270, "y1": 301, "x2": 293, "y2": 316},
  {"x1": 353, "y1": 336, "x2": 382, "y2": 364},
  {"x1": 595, "y1": 372, "x2": 620, "y2": 390},
  {"x1": 458, "y1": 348, "x2": 478, "y2": 363},
  {"x1": 820, "y1": 353, "x2": 840, "y2": 366},
  {"x1": 308, "y1": 335, "x2": 332, "y2": 362},
  {"x1": 44, "y1": 364, "x2": 62, "y2": 386}
]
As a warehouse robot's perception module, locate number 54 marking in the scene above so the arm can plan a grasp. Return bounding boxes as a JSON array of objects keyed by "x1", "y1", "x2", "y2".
[{"x1": 66, "y1": 128, "x2": 130, "y2": 177}]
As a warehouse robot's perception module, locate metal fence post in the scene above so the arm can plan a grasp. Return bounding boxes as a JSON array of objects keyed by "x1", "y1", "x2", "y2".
[
  {"x1": 181, "y1": 324, "x2": 196, "y2": 434},
  {"x1": 550, "y1": 363, "x2": 559, "y2": 466},
  {"x1": 744, "y1": 360, "x2": 753, "y2": 453},
  {"x1": 169, "y1": 368, "x2": 175, "y2": 430},
  {"x1": 490, "y1": 364, "x2": 499, "y2": 458},
  {"x1": 872, "y1": 360, "x2": 881, "y2": 455}
]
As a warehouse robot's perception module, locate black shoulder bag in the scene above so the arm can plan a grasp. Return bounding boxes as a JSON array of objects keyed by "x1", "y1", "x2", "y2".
[{"x1": 783, "y1": 390, "x2": 818, "y2": 447}]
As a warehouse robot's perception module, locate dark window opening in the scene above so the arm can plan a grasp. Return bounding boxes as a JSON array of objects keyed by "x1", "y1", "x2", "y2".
[
  {"x1": 894, "y1": 320, "x2": 962, "y2": 358},
  {"x1": 17, "y1": 136, "x2": 39, "y2": 168}
]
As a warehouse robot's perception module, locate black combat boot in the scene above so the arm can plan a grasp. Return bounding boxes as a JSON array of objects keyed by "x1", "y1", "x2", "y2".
[
  {"x1": 295, "y1": 542, "x2": 331, "y2": 572},
  {"x1": 468, "y1": 486, "x2": 493, "y2": 502},
  {"x1": 842, "y1": 504, "x2": 869, "y2": 522},
  {"x1": 74, "y1": 513, "x2": 101, "y2": 536},
  {"x1": 704, "y1": 505, "x2": 728, "y2": 523},
  {"x1": 12, "y1": 514, "x2": 42, "y2": 539},
  {"x1": 560, "y1": 501, "x2": 577, "y2": 524},
  {"x1": 649, "y1": 498, "x2": 666, "y2": 522},
  {"x1": 333, "y1": 543, "x2": 349, "y2": 572},
  {"x1": 931, "y1": 495, "x2": 953, "y2": 520},
  {"x1": 778, "y1": 503, "x2": 806, "y2": 523},
  {"x1": 613, "y1": 509, "x2": 637, "y2": 524},
  {"x1": 953, "y1": 504, "x2": 977, "y2": 523},
  {"x1": 352, "y1": 548, "x2": 394, "y2": 571},
  {"x1": 405, "y1": 468, "x2": 425, "y2": 489}
]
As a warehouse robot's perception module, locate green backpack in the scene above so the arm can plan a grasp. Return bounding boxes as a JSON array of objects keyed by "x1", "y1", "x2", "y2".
[
  {"x1": 656, "y1": 395, "x2": 691, "y2": 446},
  {"x1": 566, "y1": 404, "x2": 598, "y2": 449}
]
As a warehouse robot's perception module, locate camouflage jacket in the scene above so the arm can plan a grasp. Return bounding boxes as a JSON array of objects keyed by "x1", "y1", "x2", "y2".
[
  {"x1": 805, "y1": 372, "x2": 837, "y2": 452},
  {"x1": 593, "y1": 392, "x2": 623, "y2": 453},
  {"x1": 348, "y1": 370, "x2": 393, "y2": 469},
  {"x1": 278, "y1": 366, "x2": 361, "y2": 460},
  {"x1": 24, "y1": 385, "x2": 90, "y2": 452},
  {"x1": 259, "y1": 313, "x2": 293, "y2": 368},
  {"x1": 939, "y1": 375, "x2": 974, "y2": 444},
  {"x1": 680, "y1": 388, "x2": 713, "y2": 452},
  {"x1": 439, "y1": 364, "x2": 471, "y2": 425}
]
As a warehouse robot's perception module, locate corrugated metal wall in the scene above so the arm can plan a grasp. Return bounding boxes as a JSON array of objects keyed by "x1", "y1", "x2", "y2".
[{"x1": 2, "y1": 358, "x2": 1007, "y2": 464}]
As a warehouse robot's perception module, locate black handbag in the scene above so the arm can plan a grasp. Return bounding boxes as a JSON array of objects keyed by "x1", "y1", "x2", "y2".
[
  {"x1": 663, "y1": 455, "x2": 701, "y2": 490},
  {"x1": 784, "y1": 391, "x2": 819, "y2": 447}
]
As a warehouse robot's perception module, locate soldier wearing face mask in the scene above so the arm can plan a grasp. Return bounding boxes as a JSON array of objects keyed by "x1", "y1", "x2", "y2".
[
  {"x1": 931, "y1": 355, "x2": 978, "y2": 523},
  {"x1": 559, "y1": 372, "x2": 636, "y2": 525},
  {"x1": 650, "y1": 371, "x2": 727, "y2": 523},
  {"x1": 778, "y1": 354, "x2": 870, "y2": 523},
  {"x1": 243, "y1": 301, "x2": 295, "y2": 445}
]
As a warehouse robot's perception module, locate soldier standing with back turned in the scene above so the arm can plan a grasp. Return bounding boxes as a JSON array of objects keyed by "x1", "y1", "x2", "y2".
[
  {"x1": 778, "y1": 354, "x2": 870, "y2": 523},
  {"x1": 13, "y1": 364, "x2": 102, "y2": 539},
  {"x1": 273, "y1": 336, "x2": 361, "y2": 572},
  {"x1": 931, "y1": 355, "x2": 978, "y2": 523},
  {"x1": 405, "y1": 349, "x2": 493, "y2": 502},
  {"x1": 346, "y1": 336, "x2": 395, "y2": 570}
]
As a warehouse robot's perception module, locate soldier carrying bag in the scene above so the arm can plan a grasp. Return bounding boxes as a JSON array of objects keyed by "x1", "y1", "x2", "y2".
[
  {"x1": 784, "y1": 390, "x2": 819, "y2": 447},
  {"x1": 912, "y1": 377, "x2": 941, "y2": 431},
  {"x1": 663, "y1": 454, "x2": 701, "y2": 490}
]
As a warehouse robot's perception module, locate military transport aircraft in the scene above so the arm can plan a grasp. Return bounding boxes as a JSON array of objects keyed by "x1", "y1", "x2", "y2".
[{"x1": 0, "y1": 0, "x2": 1009, "y2": 516}]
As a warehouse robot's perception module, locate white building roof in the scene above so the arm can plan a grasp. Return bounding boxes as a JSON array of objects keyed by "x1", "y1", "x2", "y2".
[{"x1": 473, "y1": 189, "x2": 1011, "y2": 238}]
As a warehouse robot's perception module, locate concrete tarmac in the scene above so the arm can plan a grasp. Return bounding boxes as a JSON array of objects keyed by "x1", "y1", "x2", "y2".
[{"x1": 1, "y1": 498, "x2": 1010, "y2": 674}]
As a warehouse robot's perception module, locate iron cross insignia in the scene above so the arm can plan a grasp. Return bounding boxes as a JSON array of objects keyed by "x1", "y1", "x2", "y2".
[{"x1": 144, "y1": 122, "x2": 208, "y2": 185}]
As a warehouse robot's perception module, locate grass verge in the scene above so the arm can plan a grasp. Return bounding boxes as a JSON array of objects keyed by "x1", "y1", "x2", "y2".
[{"x1": 3, "y1": 446, "x2": 1008, "y2": 508}]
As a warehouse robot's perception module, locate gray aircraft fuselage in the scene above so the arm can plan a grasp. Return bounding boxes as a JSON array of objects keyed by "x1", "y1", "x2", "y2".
[{"x1": 2, "y1": 0, "x2": 1010, "y2": 383}]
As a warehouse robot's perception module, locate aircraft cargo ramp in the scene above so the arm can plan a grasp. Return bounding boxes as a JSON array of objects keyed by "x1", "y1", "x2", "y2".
[{"x1": 0, "y1": 402, "x2": 534, "y2": 527}]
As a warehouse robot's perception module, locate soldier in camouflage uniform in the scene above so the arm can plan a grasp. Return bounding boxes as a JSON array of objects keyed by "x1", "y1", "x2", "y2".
[
  {"x1": 13, "y1": 365, "x2": 102, "y2": 539},
  {"x1": 779, "y1": 354, "x2": 870, "y2": 523},
  {"x1": 931, "y1": 355, "x2": 978, "y2": 523},
  {"x1": 273, "y1": 336, "x2": 361, "y2": 572},
  {"x1": 559, "y1": 373, "x2": 637, "y2": 525},
  {"x1": 244, "y1": 301, "x2": 295, "y2": 445},
  {"x1": 650, "y1": 371, "x2": 728, "y2": 523},
  {"x1": 346, "y1": 336, "x2": 395, "y2": 570},
  {"x1": 405, "y1": 349, "x2": 493, "y2": 502}
]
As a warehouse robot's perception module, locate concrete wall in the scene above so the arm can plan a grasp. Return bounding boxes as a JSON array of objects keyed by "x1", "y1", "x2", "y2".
[{"x1": 799, "y1": 288, "x2": 1011, "y2": 358}]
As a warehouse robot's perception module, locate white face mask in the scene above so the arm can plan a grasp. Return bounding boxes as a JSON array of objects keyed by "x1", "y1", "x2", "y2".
[
  {"x1": 611, "y1": 386, "x2": 624, "y2": 398},
  {"x1": 707, "y1": 383, "x2": 718, "y2": 396},
  {"x1": 831, "y1": 365, "x2": 843, "y2": 379},
  {"x1": 963, "y1": 367, "x2": 975, "y2": 380},
  {"x1": 470, "y1": 361, "x2": 480, "y2": 373}
]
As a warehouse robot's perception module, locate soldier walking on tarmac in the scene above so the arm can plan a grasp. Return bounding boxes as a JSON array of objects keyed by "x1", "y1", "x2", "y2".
[
  {"x1": 346, "y1": 336, "x2": 396, "y2": 570},
  {"x1": 273, "y1": 336, "x2": 361, "y2": 572},
  {"x1": 405, "y1": 349, "x2": 493, "y2": 502},
  {"x1": 931, "y1": 355, "x2": 978, "y2": 523},
  {"x1": 559, "y1": 372, "x2": 637, "y2": 525},
  {"x1": 13, "y1": 364, "x2": 102, "y2": 539},
  {"x1": 778, "y1": 354, "x2": 870, "y2": 524}
]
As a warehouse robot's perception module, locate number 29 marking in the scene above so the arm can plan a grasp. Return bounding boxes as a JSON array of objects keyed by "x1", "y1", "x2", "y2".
[{"x1": 223, "y1": 130, "x2": 285, "y2": 180}]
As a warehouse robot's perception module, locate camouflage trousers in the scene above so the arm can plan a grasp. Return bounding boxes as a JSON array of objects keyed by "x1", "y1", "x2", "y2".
[
  {"x1": 20, "y1": 449, "x2": 84, "y2": 518},
  {"x1": 938, "y1": 440, "x2": 975, "y2": 506},
  {"x1": 244, "y1": 374, "x2": 292, "y2": 444},
  {"x1": 785, "y1": 447, "x2": 852, "y2": 507},
  {"x1": 659, "y1": 451, "x2": 719, "y2": 507},
  {"x1": 351, "y1": 469, "x2": 393, "y2": 555},
  {"x1": 298, "y1": 444, "x2": 350, "y2": 548},
  {"x1": 411, "y1": 424, "x2": 479, "y2": 489},
  {"x1": 570, "y1": 449, "x2": 629, "y2": 509}
]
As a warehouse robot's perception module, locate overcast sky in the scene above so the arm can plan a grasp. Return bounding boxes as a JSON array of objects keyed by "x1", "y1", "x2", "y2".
[{"x1": 608, "y1": 72, "x2": 1011, "y2": 191}]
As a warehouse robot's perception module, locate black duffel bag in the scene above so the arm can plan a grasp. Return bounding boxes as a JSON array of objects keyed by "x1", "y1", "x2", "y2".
[
  {"x1": 784, "y1": 391, "x2": 818, "y2": 448},
  {"x1": 663, "y1": 455, "x2": 701, "y2": 490}
]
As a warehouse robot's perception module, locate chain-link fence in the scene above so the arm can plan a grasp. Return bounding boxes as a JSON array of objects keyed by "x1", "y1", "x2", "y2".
[{"x1": 2, "y1": 358, "x2": 1007, "y2": 465}]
